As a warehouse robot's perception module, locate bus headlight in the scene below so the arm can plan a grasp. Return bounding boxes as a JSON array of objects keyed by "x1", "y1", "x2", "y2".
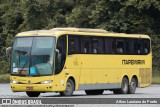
[
  {"x1": 10, "y1": 80, "x2": 19, "y2": 84},
  {"x1": 40, "y1": 80, "x2": 53, "y2": 84}
]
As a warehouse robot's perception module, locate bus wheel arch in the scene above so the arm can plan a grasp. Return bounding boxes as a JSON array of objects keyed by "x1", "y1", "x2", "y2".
[
  {"x1": 26, "y1": 92, "x2": 40, "y2": 97},
  {"x1": 60, "y1": 76, "x2": 75, "y2": 96},
  {"x1": 123, "y1": 75, "x2": 129, "y2": 82},
  {"x1": 113, "y1": 75, "x2": 129, "y2": 94}
]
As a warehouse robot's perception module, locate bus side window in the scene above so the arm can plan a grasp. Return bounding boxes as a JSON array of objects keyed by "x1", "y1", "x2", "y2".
[
  {"x1": 111, "y1": 39, "x2": 116, "y2": 53},
  {"x1": 92, "y1": 37, "x2": 104, "y2": 54},
  {"x1": 92, "y1": 38, "x2": 98, "y2": 53},
  {"x1": 144, "y1": 39, "x2": 150, "y2": 54},
  {"x1": 134, "y1": 40, "x2": 143, "y2": 54},
  {"x1": 69, "y1": 38, "x2": 75, "y2": 54},
  {"x1": 116, "y1": 39, "x2": 125, "y2": 54},
  {"x1": 55, "y1": 35, "x2": 66, "y2": 74},
  {"x1": 81, "y1": 37, "x2": 91, "y2": 54},
  {"x1": 98, "y1": 37, "x2": 105, "y2": 54},
  {"x1": 84, "y1": 42, "x2": 89, "y2": 53},
  {"x1": 127, "y1": 39, "x2": 135, "y2": 54},
  {"x1": 105, "y1": 38, "x2": 113, "y2": 54},
  {"x1": 68, "y1": 36, "x2": 80, "y2": 54}
]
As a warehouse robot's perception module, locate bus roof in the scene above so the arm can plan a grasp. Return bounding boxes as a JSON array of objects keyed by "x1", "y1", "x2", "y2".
[
  {"x1": 16, "y1": 27, "x2": 150, "y2": 39},
  {"x1": 51, "y1": 27, "x2": 108, "y2": 33}
]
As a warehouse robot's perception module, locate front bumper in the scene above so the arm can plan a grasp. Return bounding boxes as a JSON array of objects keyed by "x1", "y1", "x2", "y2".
[{"x1": 11, "y1": 83, "x2": 54, "y2": 92}]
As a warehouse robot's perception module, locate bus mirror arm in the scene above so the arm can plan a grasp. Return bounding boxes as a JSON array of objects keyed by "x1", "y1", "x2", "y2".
[
  {"x1": 56, "y1": 49, "x2": 62, "y2": 65},
  {"x1": 56, "y1": 49, "x2": 60, "y2": 62},
  {"x1": 56, "y1": 49, "x2": 59, "y2": 55},
  {"x1": 6, "y1": 47, "x2": 12, "y2": 62}
]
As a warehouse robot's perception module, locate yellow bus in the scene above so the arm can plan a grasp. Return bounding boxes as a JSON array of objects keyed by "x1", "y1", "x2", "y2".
[{"x1": 7, "y1": 28, "x2": 152, "y2": 97}]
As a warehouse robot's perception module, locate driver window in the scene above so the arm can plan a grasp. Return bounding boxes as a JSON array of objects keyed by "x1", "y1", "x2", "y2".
[{"x1": 55, "y1": 35, "x2": 66, "y2": 74}]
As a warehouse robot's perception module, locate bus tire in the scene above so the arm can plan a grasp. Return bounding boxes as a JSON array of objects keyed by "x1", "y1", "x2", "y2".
[
  {"x1": 128, "y1": 77, "x2": 137, "y2": 94},
  {"x1": 113, "y1": 77, "x2": 128, "y2": 94},
  {"x1": 26, "y1": 92, "x2": 40, "y2": 97},
  {"x1": 85, "y1": 90, "x2": 104, "y2": 95},
  {"x1": 60, "y1": 79, "x2": 74, "y2": 96}
]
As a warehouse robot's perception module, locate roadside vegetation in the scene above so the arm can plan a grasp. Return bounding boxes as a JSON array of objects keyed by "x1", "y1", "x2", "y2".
[
  {"x1": 0, "y1": 74, "x2": 10, "y2": 83},
  {"x1": 152, "y1": 76, "x2": 160, "y2": 84}
]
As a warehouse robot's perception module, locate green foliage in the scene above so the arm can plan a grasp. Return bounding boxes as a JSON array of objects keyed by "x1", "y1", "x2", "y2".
[
  {"x1": 67, "y1": 6, "x2": 93, "y2": 27},
  {"x1": 22, "y1": 0, "x2": 49, "y2": 30},
  {"x1": 0, "y1": 0, "x2": 160, "y2": 77},
  {"x1": 0, "y1": 74, "x2": 10, "y2": 83},
  {"x1": 152, "y1": 76, "x2": 160, "y2": 84}
]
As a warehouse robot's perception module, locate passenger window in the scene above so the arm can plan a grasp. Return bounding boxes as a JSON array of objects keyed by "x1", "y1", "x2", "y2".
[
  {"x1": 134, "y1": 40, "x2": 143, "y2": 54},
  {"x1": 68, "y1": 36, "x2": 150, "y2": 55},
  {"x1": 111, "y1": 39, "x2": 116, "y2": 53},
  {"x1": 144, "y1": 39, "x2": 150, "y2": 54},
  {"x1": 127, "y1": 39, "x2": 135, "y2": 54},
  {"x1": 92, "y1": 38, "x2": 98, "y2": 53},
  {"x1": 116, "y1": 39, "x2": 126, "y2": 54},
  {"x1": 81, "y1": 37, "x2": 91, "y2": 54},
  {"x1": 68, "y1": 36, "x2": 80, "y2": 54},
  {"x1": 105, "y1": 38, "x2": 115, "y2": 54},
  {"x1": 98, "y1": 37, "x2": 105, "y2": 54},
  {"x1": 92, "y1": 37, "x2": 105, "y2": 54}
]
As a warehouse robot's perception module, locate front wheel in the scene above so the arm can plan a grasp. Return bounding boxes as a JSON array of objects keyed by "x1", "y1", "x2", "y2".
[
  {"x1": 113, "y1": 77, "x2": 129, "y2": 94},
  {"x1": 128, "y1": 78, "x2": 137, "y2": 94},
  {"x1": 26, "y1": 92, "x2": 40, "y2": 97},
  {"x1": 60, "y1": 79, "x2": 75, "y2": 96}
]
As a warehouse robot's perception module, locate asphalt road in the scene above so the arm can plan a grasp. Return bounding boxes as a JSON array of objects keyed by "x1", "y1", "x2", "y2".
[
  {"x1": 0, "y1": 84, "x2": 160, "y2": 98},
  {"x1": 1, "y1": 84, "x2": 160, "y2": 107}
]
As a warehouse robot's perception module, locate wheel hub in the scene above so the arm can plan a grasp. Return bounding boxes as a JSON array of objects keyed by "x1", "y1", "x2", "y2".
[
  {"x1": 130, "y1": 82, "x2": 135, "y2": 89},
  {"x1": 66, "y1": 83, "x2": 72, "y2": 92}
]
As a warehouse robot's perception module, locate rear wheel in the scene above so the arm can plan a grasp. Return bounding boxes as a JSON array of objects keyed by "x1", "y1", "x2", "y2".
[
  {"x1": 128, "y1": 78, "x2": 137, "y2": 94},
  {"x1": 85, "y1": 90, "x2": 104, "y2": 95},
  {"x1": 26, "y1": 92, "x2": 40, "y2": 97},
  {"x1": 60, "y1": 79, "x2": 75, "y2": 96},
  {"x1": 113, "y1": 77, "x2": 129, "y2": 94}
]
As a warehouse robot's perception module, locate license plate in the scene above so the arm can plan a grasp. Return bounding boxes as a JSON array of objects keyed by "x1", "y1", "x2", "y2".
[{"x1": 26, "y1": 86, "x2": 33, "y2": 91}]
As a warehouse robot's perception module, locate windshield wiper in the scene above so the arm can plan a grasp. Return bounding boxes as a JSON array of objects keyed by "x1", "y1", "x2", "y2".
[
  {"x1": 18, "y1": 50, "x2": 29, "y2": 75},
  {"x1": 19, "y1": 60, "x2": 28, "y2": 75}
]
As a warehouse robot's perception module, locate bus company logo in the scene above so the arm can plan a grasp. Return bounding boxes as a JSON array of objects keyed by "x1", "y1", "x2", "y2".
[
  {"x1": 2, "y1": 99, "x2": 11, "y2": 105},
  {"x1": 28, "y1": 80, "x2": 31, "y2": 84},
  {"x1": 73, "y1": 58, "x2": 78, "y2": 66},
  {"x1": 122, "y1": 59, "x2": 145, "y2": 65}
]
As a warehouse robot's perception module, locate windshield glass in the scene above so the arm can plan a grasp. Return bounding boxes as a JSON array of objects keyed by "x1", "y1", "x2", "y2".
[{"x1": 11, "y1": 37, "x2": 55, "y2": 76}]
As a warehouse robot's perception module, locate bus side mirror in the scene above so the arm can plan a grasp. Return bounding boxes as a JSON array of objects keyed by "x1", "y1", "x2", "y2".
[
  {"x1": 6, "y1": 47, "x2": 12, "y2": 62},
  {"x1": 56, "y1": 49, "x2": 59, "y2": 56},
  {"x1": 56, "y1": 49, "x2": 62, "y2": 65}
]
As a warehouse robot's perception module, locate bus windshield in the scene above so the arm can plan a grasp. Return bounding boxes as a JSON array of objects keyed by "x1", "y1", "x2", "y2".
[{"x1": 11, "y1": 37, "x2": 55, "y2": 76}]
